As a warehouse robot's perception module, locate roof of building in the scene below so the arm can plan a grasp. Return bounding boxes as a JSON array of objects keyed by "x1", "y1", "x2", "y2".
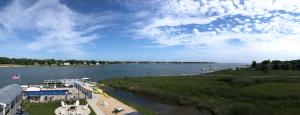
[
  {"x1": 0, "y1": 84, "x2": 21, "y2": 105},
  {"x1": 25, "y1": 87, "x2": 40, "y2": 91},
  {"x1": 82, "y1": 77, "x2": 91, "y2": 80}
]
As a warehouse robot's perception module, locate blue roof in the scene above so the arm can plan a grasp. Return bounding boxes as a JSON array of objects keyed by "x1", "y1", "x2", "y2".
[{"x1": 0, "y1": 84, "x2": 21, "y2": 105}]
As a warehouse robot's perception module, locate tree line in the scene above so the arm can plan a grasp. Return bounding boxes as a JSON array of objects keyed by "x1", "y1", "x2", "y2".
[
  {"x1": 0, "y1": 57, "x2": 213, "y2": 66},
  {"x1": 0, "y1": 57, "x2": 105, "y2": 65},
  {"x1": 251, "y1": 60, "x2": 300, "y2": 71}
]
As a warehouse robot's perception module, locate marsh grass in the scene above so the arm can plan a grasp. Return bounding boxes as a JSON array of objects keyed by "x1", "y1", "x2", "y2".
[{"x1": 101, "y1": 70, "x2": 300, "y2": 115}]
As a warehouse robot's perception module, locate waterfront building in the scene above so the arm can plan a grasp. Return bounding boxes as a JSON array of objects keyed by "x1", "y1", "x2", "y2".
[
  {"x1": 63, "y1": 62, "x2": 71, "y2": 66},
  {"x1": 0, "y1": 84, "x2": 22, "y2": 115},
  {"x1": 34, "y1": 62, "x2": 39, "y2": 66},
  {"x1": 22, "y1": 78, "x2": 94, "y2": 102}
]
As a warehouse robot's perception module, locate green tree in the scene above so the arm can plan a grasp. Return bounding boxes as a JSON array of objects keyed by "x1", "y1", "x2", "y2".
[
  {"x1": 271, "y1": 60, "x2": 282, "y2": 70},
  {"x1": 251, "y1": 61, "x2": 257, "y2": 69},
  {"x1": 261, "y1": 60, "x2": 271, "y2": 72}
]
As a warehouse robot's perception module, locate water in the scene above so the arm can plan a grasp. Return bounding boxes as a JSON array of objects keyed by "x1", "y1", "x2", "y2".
[
  {"x1": 0, "y1": 63, "x2": 243, "y2": 88},
  {"x1": 105, "y1": 87, "x2": 211, "y2": 115},
  {"x1": 26, "y1": 90, "x2": 68, "y2": 96}
]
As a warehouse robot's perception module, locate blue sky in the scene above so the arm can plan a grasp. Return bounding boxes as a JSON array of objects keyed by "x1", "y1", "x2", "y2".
[{"x1": 0, "y1": 0, "x2": 300, "y2": 63}]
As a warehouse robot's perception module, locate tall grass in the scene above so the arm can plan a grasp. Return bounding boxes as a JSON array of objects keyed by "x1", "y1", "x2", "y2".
[{"x1": 101, "y1": 70, "x2": 300, "y2": 115}]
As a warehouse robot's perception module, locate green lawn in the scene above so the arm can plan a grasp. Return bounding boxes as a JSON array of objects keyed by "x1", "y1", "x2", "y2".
[
  {"x1": 100, "y1": 70, "x2": 300, "y2": 115},
  {"x1": 24, "y1": 99, "x2": 96, "y2": 115},
  {"x1": 25, "y1": 102, "x2": 58, "y2": 115}
]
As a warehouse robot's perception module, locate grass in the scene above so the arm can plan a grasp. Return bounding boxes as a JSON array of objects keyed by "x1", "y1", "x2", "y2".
[
  {"x1": 24, "y1": 101, "x2": 58, "y2": 115},
  {"x1": 100, "y1": 70, "x2": 300, "y2": 115},
  {"x1": 243, "y1": 83, "x2": 300, "y2": 98},
  {"x1": 207, "y1": 69, "x2": 300, "y2": 77},
  {"x1": 24, "y1": 99, "x2": 96, "y2": 115}
]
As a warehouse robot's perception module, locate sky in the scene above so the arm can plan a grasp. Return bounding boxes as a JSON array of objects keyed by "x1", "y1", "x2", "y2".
[{"x1": 0, "y1": 0, "x2": 300, "y2": 63}]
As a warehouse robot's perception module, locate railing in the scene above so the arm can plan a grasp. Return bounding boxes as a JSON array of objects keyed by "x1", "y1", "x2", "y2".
[
  {"x1": 74, "y1": 82, "x2": 93, "y2": 99},
  {"x1": 44, "y1": 79, "x2": 81, "y2": 84}
]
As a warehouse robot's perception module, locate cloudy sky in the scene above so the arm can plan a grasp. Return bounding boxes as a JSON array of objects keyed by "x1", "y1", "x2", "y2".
[{"x1": 0, "y1": 0, "x2": 299, "y2": 63}]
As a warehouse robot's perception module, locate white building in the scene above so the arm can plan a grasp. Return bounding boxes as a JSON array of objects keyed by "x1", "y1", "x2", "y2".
[
  {"x1": 63, "y1": 62, "x2": 71, "y2": 66},
  {"x1": 34, "y1": 62, "x2": 39, "y2": 66}
]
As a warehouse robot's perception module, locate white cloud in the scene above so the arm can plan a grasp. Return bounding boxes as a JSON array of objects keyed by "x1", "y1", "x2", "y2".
[
  {"x1": 131, "y1": 0, "x2": 300, "y2": 62},
  {"x1": 0, "y1": 0, "x2": 114, "y2": 56}
]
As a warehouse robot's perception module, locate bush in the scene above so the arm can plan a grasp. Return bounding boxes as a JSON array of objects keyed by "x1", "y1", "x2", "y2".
[{"x1": 230, "y1": 78, "x2": 255, "y2": 87}]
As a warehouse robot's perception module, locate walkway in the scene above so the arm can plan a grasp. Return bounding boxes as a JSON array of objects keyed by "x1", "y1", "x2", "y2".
[
  {"x1": 87, "y1": 90, "x2": 138, "y2": 115},
  {"x1": 87, "y1": 98, "x2": 105, "y2": 115},
  {"x1": 94, "y1": 93, "x2": 138, "y2": 115}
]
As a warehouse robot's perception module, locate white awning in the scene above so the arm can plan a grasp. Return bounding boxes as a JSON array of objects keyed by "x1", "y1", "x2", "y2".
[
  {"x1": 82, "y1": 78, "x2": 91, "y2": 80},
  {"x1": 25, "y1": 87, "x2": 41, "y2": 91}
]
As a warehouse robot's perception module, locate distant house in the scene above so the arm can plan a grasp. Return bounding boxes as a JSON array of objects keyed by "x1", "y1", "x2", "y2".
[
  {"x1": 96, "y1": 62, "x2": 100, "y2": 65},
  {"x1": 0, "y1": 84, "x2": 22, "y2": 115},
  {"x1": 63, "y1": 62, "x2": 71, "y2": 66},
  {"x1": 34, "y1": 62, "x2": 39, "y2": 66}
]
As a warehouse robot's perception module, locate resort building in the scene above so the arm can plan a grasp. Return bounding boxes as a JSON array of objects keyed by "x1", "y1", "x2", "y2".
[
  {"x1": 63, "y1": 62, "x2": 71, "y2": 66},
  {"x1": 22, "y1": 78, "x2": 94, "y2": 102},
  {"x1": 0, "y1": 84, "x2": 22, "y2": 115}
]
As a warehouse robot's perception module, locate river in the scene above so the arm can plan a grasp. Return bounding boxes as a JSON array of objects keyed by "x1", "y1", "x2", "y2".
[{"x1": 0, "y1": 63, "x2": 244, "y2": 88}]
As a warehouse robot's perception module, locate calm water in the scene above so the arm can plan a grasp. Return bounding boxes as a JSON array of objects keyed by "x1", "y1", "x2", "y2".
[
  {"x1": 105, "y1": 87, "x2": 212, "y2": 115},
  {"x1": 0, "y1": 63, "x2": 243, "y2": 88}
]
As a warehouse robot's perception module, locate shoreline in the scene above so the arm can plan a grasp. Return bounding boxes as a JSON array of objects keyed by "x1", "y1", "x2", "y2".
[
  {"x1": 0, "y1": 63, "x2": 221, "y2": 68},
  {"x1": 0, "y1": 65, "x2": 26, "y2": 67}
]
